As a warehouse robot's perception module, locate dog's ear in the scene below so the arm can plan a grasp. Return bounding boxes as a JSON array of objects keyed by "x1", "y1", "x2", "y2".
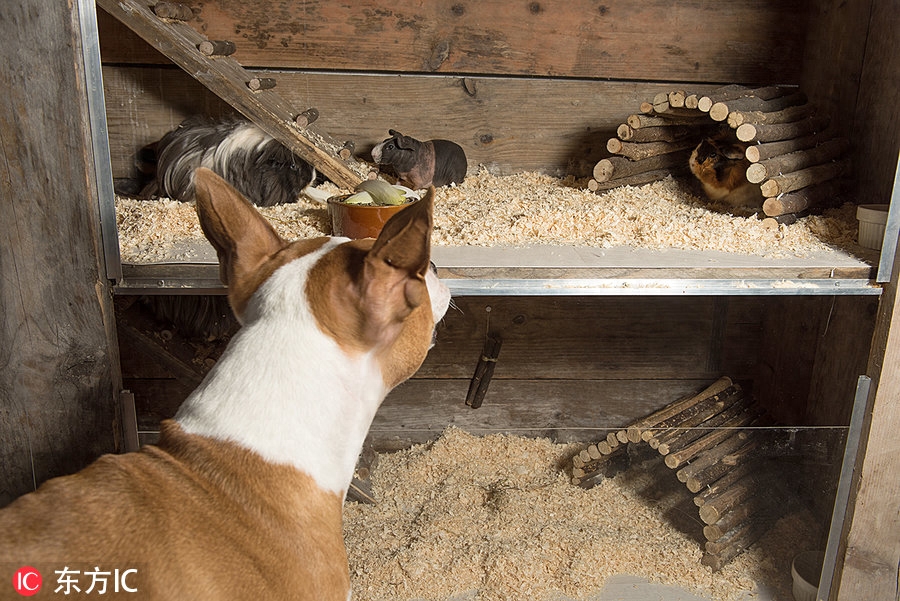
[
  {"x1": 193, "y1": 168, "x2": 286, "y2": 317},
  {"x1": 358, "y1": 187, "x2": 434, "y2": 342}
]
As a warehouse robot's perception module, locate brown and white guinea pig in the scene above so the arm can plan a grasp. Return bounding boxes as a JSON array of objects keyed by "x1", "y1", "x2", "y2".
[
  {"x1": 150, "y1": 115, "x2": 330, "y2": 206},
  {"x1": 689, "y1": 136, "x2": 764, "y2": 210},
  {"x1": 371, "y1": 129, "x2": 467, "y2": 189}
]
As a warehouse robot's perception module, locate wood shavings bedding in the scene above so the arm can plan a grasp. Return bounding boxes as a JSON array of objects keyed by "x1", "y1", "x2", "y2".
[
  {"x1": 115, "y1": 171, "x2": 861, "y2": 263},
  {"x1": 343, "y1": 428, "x2": 816, "y2": 601}
]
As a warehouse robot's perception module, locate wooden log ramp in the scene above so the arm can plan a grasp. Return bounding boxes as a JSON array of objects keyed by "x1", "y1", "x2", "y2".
[
  {"x1": 96, "y1": 0, "x2": 367, "y2": 190},
  {"x1": 589, "y1": 85, "x2": 849, "y2": 219},
  {"x1": 570, "y1": 376, "x2": 783, "y2": 570}
]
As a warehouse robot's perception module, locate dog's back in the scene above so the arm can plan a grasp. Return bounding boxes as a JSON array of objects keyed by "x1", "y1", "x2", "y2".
[
  {"x1": 0, "y1": 168, "x2": 450, "y2": 600},
  {"x1": 0, "y1": 422, "x2": 348, "y2": 599}
]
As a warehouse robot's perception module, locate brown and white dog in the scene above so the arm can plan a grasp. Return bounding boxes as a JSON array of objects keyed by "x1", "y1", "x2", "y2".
[{"x1": 0, "y1": 168, "x2": 450, "y2": 600}]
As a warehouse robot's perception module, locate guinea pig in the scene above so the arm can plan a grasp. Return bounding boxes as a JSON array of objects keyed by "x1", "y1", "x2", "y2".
[
  {"x1": 371, "y1": 129, "x2": 467, "y2": 189},
  {"x1": 151, "y1": 115, "x2": 330, "y2": 206},
  {"x1": 689, "y1": 136, "x2": 763, "y2": 210}
]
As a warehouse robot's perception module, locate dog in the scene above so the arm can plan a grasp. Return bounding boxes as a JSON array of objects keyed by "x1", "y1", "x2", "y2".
[{"x1": 0, "y1": 168, "x2": 450, "y2": 600}]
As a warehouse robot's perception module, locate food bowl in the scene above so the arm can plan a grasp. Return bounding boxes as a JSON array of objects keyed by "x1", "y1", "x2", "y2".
[
  {"x1": 856, "y1": 204, "x2": 889, "y2": 250},
  {"x1": 791, "y1": 550, "x2": 825, "y2": 601},
  {"x1": 327, "y1": 195, "x2": 419, "y2": 239}
]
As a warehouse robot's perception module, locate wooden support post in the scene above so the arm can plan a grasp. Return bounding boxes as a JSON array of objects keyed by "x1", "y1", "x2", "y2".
[
  {"x1": 97, "y1": 0, "x2": 367, "y2": 189},
  {"x1": 1, "y1": 0, "x2": 120, "y2": 504}
]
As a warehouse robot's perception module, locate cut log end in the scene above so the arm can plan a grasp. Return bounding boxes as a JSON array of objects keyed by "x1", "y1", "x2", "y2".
[
  {"x1": 294, "y1": 108, "x2": 320, "y2": 128},
  {"x1": 247, "y1": 77, "x2": 277, "y2": 91},
  {"x1": 339, "y1": 141, "x2": 356, "y2": 160},
  {"x1": 198, "y1": 40, "x2": 236, "y2": 57}
]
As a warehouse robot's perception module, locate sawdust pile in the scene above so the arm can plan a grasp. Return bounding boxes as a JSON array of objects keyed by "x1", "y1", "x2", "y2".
[
  {"x1": 343, "y1": 428, "x2": 815, "y2": 601},
  {"x1": 115, "y1": 172, "x2": 861, "y2": 263}
]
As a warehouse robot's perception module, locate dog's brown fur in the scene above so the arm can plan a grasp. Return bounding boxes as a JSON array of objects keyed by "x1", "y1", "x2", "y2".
[
  {"x1": 0, "y1": 168, "x2": 446, "y2": 601},
  {"x1": 0, "y1": 422, "x2": 347, "y2": 600}
]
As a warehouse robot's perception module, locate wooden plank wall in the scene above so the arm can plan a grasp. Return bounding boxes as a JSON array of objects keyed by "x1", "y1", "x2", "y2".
[
  {"x1": 97, "y1": 1, "x2": 900, "y2": 598},
  {"x1": 123, "y1": 293, "x2": 874, "y2": 452},
  {"x1": 123, "y1": 293, "x2": 767, "y2": 447},
  {"x1": 97, "y1": 1, "x2": 810, "y2": 80},
  {"x1": 0, "y1": 0, "x2": 122, "y2": 506},
  {"x1": 100, "y1": 0, "x2": 883, "y2": 449},
  {"x1": 97, "y1": 1, "x2": 812, "y2": 179}
]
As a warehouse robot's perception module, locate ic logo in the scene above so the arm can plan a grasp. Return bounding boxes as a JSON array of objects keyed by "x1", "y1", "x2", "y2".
[{"x1": 12, "y1": 566, "x2": 42, "y2": 597}]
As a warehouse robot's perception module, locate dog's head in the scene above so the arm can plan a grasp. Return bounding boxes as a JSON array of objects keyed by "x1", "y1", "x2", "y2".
[{"x1": 193, "y1": 168, "x2": 450, "y2": 387}]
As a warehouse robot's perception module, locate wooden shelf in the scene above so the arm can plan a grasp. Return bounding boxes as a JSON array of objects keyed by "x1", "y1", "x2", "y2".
[{"x1": 114, "y1": 243, "x2": 880, "y2": 296}]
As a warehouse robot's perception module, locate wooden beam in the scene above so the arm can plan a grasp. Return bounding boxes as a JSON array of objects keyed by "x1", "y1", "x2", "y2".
[
  {"x1": 96, "y1": 1, "x2": 810, "y2": 84},
  {"x1": 96, "y1": 0, "x2": 365, "y2": 190},
  {"x1": 837, "y1": 174, "x2": 900, "y2": 600},
  {"x1": 0, "y1": 0, "x2": 120, "y2": 505}
]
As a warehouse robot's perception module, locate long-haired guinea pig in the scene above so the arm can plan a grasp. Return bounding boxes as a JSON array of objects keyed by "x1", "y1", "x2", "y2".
[
  {"x1": 689, "y1": 136, "x2": 763, "y2": 210},
  {"x1": 151, "y1": 115, "x2": 330, "y2": 206},
  {"x1": 371, "y1": 129, "x2": 467, "y2": 189}
]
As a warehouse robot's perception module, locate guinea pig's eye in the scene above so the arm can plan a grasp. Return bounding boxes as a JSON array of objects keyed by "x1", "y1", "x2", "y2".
[{"x1": 385, "y1": 143, "x2": 395, "y2": 151}]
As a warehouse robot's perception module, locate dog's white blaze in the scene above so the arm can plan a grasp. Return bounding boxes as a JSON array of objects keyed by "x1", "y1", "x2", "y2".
[{"x1": 176, "y1": 240, "x2": 387, "y2": 495}]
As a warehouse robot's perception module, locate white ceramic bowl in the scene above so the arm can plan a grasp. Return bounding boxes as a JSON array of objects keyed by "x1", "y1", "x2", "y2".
[
  {"x1": 791, "y1": 550, "x2": 825, "y2": 601},
  {"x1": 856, "y1": 204, "x2": 890, "y2": 250}
]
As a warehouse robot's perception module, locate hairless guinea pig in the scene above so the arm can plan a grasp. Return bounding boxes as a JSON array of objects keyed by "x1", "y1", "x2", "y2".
[{"x1": 371, "y1": 129, "x2": 467, "y2": 189}]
